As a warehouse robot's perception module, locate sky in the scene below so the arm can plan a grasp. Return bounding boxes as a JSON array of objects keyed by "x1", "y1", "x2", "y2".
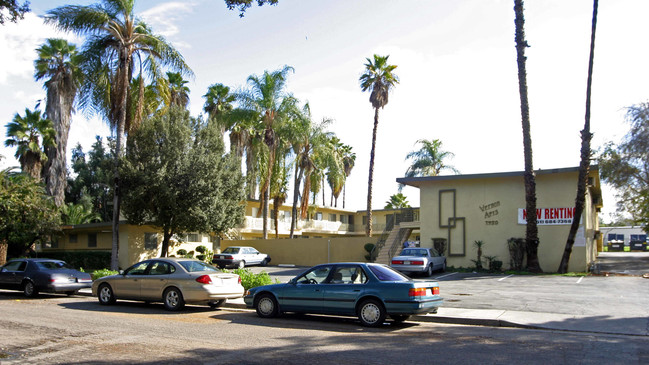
[{"x1": 1, "y1": 0, "x2": 648, "y2": 221}]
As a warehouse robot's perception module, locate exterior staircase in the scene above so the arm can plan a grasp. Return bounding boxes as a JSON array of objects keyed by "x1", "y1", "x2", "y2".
[{"x1": 371, "y1": 208, "x2": 418, "y2": 265}]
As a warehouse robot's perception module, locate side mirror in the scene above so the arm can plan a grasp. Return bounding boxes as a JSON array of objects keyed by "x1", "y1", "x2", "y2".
[{"x1": 288, "y1": 278, "x2": 296, "y2": 285}]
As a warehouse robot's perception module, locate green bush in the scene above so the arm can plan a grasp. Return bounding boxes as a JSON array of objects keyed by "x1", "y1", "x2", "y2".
[
  {"x1": 176, "y1": 249, "x2": 187, "y2": 256},
  {"x1": 196, "y1": 245, "x2": 208, "y2": 254},
  {"x1": 223, "y1": 268, "x2": 275, "y2": 291},
  {"x1": 40, "y1": 251, "x2": 110, "y2": 271},
  {"x1": 91, "y1": 268, "x2": 119, "y2": 280}
]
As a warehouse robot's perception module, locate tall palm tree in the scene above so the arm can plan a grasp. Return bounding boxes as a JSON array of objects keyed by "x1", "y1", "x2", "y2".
[
  {"x1": 514, "y1": 0, "x2": 541, "y2": 272},
  {"x1": 35, "y1": 38, "x2": 83, "y2": 207},
  {"x1": 404, "y1": 139, "x2": 458, "y2": 182},
  {"x1": 4, "y1": 109, "x2": 56, "y2": 180},
  {"x1": 327, "y1": 136, "x2": 346, "y2": 208},
  {"x1": 341, "y1": 143, "x2": 356, "y2": 209},
  {"x1": 46, "y1": 0, "x2": 192, "y2": 270},
  {"x1": 558, "y1": 0, "x2": 598, "y2": 273},
  {"x1": 166, "y1": 71, "x2": 190, "y2": 109},
  {"x1": 385, "y1": 193, "x2": 410, "y2": 209},
  {"x1": 236, "y1": 65, "x2": 296, "y2": 239},
  {"x1": 203, "y1": 83, "x2": 236, "y2": 137},
  {"x1": 359, "y1": 54, "x2": 399, "y2": 237}
]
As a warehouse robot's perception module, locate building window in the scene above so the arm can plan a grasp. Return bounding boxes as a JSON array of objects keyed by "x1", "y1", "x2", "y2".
[
  {"x1": 88, "y1": 233, "x2": 97, "y2": 248},
  {"x1": 329, "y1": 214, "x2": 336, "y2": 222},
  {"x1": 315, "y1": 212, "x2": 323, "y2": 221},
  {"x1": 340, "y1": 215, "x2": 348, "y2": 224},
  {"x1": 362, "y1": 216, "x2": 367, "y2": 225},
  {"x1": 145, "y1": 233, "x2": 158, "y2": 250},
  {"x1": 49, "y1": 238, "x2": 59, "y2": 249},
  {"x1": 186, "y1": 233, "x2": 199, "y2": 242},
  {"x1": 69, "y1": 234, "x2": 78, "y2": 243}
]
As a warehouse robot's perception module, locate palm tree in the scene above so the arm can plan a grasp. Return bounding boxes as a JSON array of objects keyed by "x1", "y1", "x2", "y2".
[
  {"x1": 341, "y1": 143, "x2": 355, "y2": 209},
  {"x1": 46, "y1": 0, "x2": 192, "y2": 270},
  {"x1": 166, "y1": 71, "x2": 190, "y2": 109},
  {"x1": 558, "y1": 0, "x2": 598, "y2": 273},
  {"x1": 385, "y1": 193, "x2": 410, "y2": 209},
  {"x1": 514, "y1": 0, "x2": 541, "y2": 272},
  {"x1": 35, "y1": 38, "x2": 83, "y2": 207},
  {"x1": 359, "y1": 54, "x2": 399, "y2": 237},
  {"x1": 327, "y1": 136, "x2": 346, "y2": 207},
  {"x1": 4, "y1": 108, "x2": 56, "y2": 180},
  {"x1": 236, "y1": 65, "x2": 296, "y2": 239},
  {"x1": 203, "y1": 83, "x2": 236, "y2": 137},
  {"x1": 403, "y1": 138, "x2": 458, "y2": 187},
  {"x1": 61, "y1": 202, "x2": 101, "y2": 225}
]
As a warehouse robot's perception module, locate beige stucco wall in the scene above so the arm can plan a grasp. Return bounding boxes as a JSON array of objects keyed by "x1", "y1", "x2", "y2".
[
  {"x1": 221, "y1": 236, "x2": 378, "y2": 267},
  {"x1": 417, "y1": 169, "x2": 600, "y2": 272}
]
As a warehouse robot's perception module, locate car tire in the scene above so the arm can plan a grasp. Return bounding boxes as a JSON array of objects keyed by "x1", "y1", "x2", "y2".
[
  {"x1": 261, "y1": 258, "x2": 269, "y2": 267},
  {"x1": 238, "y1": 261, "x2": 245, "y2": 269},
  {"x1": 358, "y1": 299, "x2": 386, "y2": 327},
  {"x1": 391, "y1": 315, "x2": 411, "y2": 323},
  {"x1": 209, "y1": 299, "x2": 227, "y2": 309},
  {"x1": 442, "y1": 260, "x2": 447, "y2": 273},
  {"x1": 163, "y1": 287, "x2": 185, "y2": 311},
  {"x1": 23, "y1": 280, "x2": 38, "y2": 298},
  {"x1": 425, "y1": 265, "x2": 433, "y2": 277},
  {"x1": 255, "y1": 293, "x2": 279, "y2": 318},
  {"x1": 98, "y1": 284, "x2": 116, "y2": 305}
]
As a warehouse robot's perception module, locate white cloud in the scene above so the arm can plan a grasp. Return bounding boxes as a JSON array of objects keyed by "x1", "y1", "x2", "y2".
[{"x1": 140, "y1": 1, "x2": 197, "y2": 42}]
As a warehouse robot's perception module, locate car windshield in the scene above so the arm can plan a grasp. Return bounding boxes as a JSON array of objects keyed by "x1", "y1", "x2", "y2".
[
  {"x1": 221, "y1": 247, "x2": 240, "y2": 254},
  {"x1": 179, "y1": 260, "x2": 220, "y2": 273},
  {"x1": 369, "y1": 265, "x2": 410, "y2": 282},
  {"x1": 35, "y1": 261, "x2": 73, "y2": 270},
  {"x1": 400, "y1": 249, "x2": 428, "y2": 257}
]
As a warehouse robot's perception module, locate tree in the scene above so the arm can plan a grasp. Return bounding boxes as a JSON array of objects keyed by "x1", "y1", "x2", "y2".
[
  {"x1": 558, "y1": 0, "x2": 598, "y2": 274},
  {"x1": 385, "y1": 193, "x2": 410, "y2": 209},
  {"x1": 0, "y1": 0, "x2": 30, "y2": 24},
  {"x1": 46, "y1": 0, "x2": 192, "y2": 270},
  {"x1": 203, "y1": 83, "x2": 236, "y2": 137},
  {"x1": 359, "y1": 54, "x2": 399, "y2": 237},
  {"x1": 35, "y1": 38, "x2": 83, "y2": 207},
  {"x1": 61, "y1": 201, "x2": 101, "y2": 225},
  {"x1": 599, "y1": 103, "x2": 649, "y2": 232},
  {"x1": 403, "y1": 138, "x2": 458, "y2": 183},
  {"x1": 224, "y1": 0, "x2": 278, "y2": 17},
  {"x1": 513, "y1": 0, "x2": 541, "y2": 273},
  {"x1": 120, "y1": 108, "x2": 245, "y2": 258},
  {"x1": 165, "y1": 71, "x2": 190, "y2": 109},
  {"x1": 0, "y1": 168, "x2": 61, "y2": 265},
  {"x1": 4, "y1": 108, "x2": 56, "y2": 180},
  {"x1": 236, "y1": 65, "x2": 297, "y2": 239},
  {"x1": 341, "y1": 143, "x2": 356, "y2": 209}
]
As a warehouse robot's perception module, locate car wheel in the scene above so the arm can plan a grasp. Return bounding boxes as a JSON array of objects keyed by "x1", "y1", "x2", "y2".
[
  {"x1": 255, "y1": 293, "x2": 279, "y2": 318},
  {"x1": 208, "y1": 299, "x2": 227, "y2": 309},
  {"x1": 98, "y1": 283, "x2": 116, "y2": 305},
  {"x1": 23, "y1": 280, "x2": 38, "y2": 298},
  {"x1": 391, "y1": 315, "x2": 411, "y2": 323},
  {"x1": 261, "y1": 258, "x2": 269, "y2": 267},
  {"x1": 425, "y1": 265, "x2": 433, "y2": 277},
  {"x1": 238, "y1": 261, "x2": 245, "y2": 269},
  {"x1": 358, "y1": 299, "x2": 386, "y2": 327},
  {"x1": 442, "y1": 260, "x2": 447, "y2": 272},
  {"x1": 163, "y1": 287, "x2": 185, "y2": 311}
]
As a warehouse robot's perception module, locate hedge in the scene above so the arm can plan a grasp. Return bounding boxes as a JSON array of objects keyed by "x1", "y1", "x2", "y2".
[{"x1": 38, "y1": 251, "x2": 111, "y2": 271}]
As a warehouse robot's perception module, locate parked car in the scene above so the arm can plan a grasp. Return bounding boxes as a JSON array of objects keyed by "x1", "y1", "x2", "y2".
[
  {"x1": 212, "y1": 246, "x2": 270, "y2": 269},
  {"x1": 0, "y1": 258, "x2": 92, "y2": 297},
  {"x1": 390, "y1": 247, "x2": 446, "y2": 276},
  {"x1": 244, "y1": 262, "x2": 442, "y2": 327},
  {"x1": 91, "y1": 258, "x2": 244, "y2": 311}
]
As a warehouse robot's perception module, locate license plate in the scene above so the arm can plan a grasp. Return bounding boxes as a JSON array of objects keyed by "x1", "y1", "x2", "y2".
[
  {"x1": 426, "y1": 289, "x2": 433, "y2": 296},
  {"x1": 404, "y1": 261, "x2": 410, "y2": 265}
]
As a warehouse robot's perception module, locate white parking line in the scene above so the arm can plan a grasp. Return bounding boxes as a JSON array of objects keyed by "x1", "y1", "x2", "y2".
[
  {"x1": 576, "y1": 276, "x2": 584, "y2": 284},
  {"x1": 498, "y1": 274, "x2": 515, "y2": 282},
  {"x1": 434, "y1": 272, "x2": 458, "y2": 280}
]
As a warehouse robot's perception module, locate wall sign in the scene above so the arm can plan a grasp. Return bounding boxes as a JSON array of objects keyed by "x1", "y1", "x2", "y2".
[
  {"x1": 480, "y1": 201, "x2": 500, "y2": 226},
  {"x1": 518, "y1": 207, "x2": 575, "y2": 225}
]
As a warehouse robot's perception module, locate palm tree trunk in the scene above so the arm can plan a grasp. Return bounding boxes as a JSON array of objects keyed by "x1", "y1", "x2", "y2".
[
  {"x1": 366, "y1": 107, "x2": 380, "y2": 237},
  {"x1": 514, "y1": 0, "x2": 541, "y2": 273},
  {"x1": 290, "y1": 165, "x2": 302, "y2": 238},
  {"x1": 43, "y1": 85, "x2": 73, "y2": 207},
  {"x1": 558, "y1": 0, "x2": 598, "y2": 274}
]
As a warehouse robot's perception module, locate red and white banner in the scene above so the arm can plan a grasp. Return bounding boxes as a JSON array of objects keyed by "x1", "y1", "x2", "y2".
[{"x1": 518, "y1": 207, "x2": 575, "y2": 225}]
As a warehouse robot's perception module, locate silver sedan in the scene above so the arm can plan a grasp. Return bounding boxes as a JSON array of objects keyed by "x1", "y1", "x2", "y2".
[{"x1": 92, "y1": 258, "x2": 244, "y2": 311}]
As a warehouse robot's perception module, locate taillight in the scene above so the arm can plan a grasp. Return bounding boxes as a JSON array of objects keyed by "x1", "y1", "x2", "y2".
[
  {"x1": 410, "y1": 260, "x2": 424, "y2": 265},
  {"x1": 392, "y1": 260, "x2": 403, "y2": 265},
  {"x1": 237, "y1": 275, "x2": 241, "y2": 284},
  {"x1": 409, "y1": 288, "x2": 426, "y2": 297},
  {"x1": 224, "y1": 255, "x2": 233, "y2": 259},
  {"x1": 196, "y1": 275, "x2": 212, "y2": 284},
  {"x1": 432, "y1": 286, "x2": 440, "y2": 295}
]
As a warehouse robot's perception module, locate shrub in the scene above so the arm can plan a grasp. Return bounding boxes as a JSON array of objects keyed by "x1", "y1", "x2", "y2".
[
  {"x1": 223, "y1": 268, "x2": 275, "y2": 290},
  {"x1": 507, "y1": 238, "x2": 526, "y2": 271},
  {"x1": 364, "y1": 243, "x2": 377, "y2": 262},
  {"x1": 40, "y1": 251, "x2": 110, "y2": 271},
  {"x1": 196, "y1": 245, "x2": 208, "y2": 254},
  {"x1": 176, "y1": 249, "x2": 187, "y2": 256},
  {"x1": 91, "y1": 268, "x2": 119, "y2": 280}
]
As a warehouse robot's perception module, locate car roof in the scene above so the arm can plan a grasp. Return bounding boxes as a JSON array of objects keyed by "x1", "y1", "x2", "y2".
[{"x1": 7, "y1": 258, "x2": 64, "y2": 262}]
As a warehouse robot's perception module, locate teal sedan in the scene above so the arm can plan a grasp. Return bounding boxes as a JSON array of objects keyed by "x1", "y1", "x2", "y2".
[{"x1": 244, "y1": 262, "x2": 442, "y2": 327}]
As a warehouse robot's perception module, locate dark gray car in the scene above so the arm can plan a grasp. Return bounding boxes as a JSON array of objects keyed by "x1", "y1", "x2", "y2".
[{"x1": 0, "y1": 258, "x2": 92, "y2": 297}]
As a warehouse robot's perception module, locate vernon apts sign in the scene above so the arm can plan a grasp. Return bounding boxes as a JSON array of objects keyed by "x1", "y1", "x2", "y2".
[{"x1": 518, "y1": 207, "x2": 576, "y2": 225}]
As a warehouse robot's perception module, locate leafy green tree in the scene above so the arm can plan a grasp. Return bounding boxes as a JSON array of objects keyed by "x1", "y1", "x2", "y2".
[
  {"x1": 0, "y1": 0, "x2": 30, "y2": 24},
  {"x1": 35, "y1": 38, "x2": 83, "y2": 207},
  {"x1": 359, "y1": 54, "x2": 399, "y2": 237},
  {"x1": 404, "y1": 139, "x2": 458, "y2": 179},
  {"x1": 0, "y1": 168, "x2": 61, "y2": 265},
  {"x1": 385, "y1": 193, "x2": 410, "y2": 209},
  {"x1": 224, "y1": 0, "x2": 278, "y2": 17},
  {"x1": 46, "y1": 0, "x2": 192, "y2": 270},
  {"x1": 599, "y1": 102, "x2": 649, "y2": 232},
  {"x1": 4, "y1": 108, "x2": 56, "y2": 180},
  {"x1": 513, "y1": 0, "x2": 541, "y2": 273},
  {"x1": 120, "y1": 108, "x2": 245, "y2": 257},
  {"x1": 558, "y1": 0, "x2": 599, "y2": 274}
]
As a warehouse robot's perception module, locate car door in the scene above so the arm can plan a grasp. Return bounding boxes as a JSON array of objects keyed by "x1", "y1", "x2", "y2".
[
  {"x1": 111, "y1": 261, "x2": 151, "y2": 299},
  {"x1": 321, "y1": 265, "x2": 367, "y2": 315},
  {"x1": 138, "y1": 261, "x2": 172, "y2": 300},
  {"x1": 0, "y1": 260, "x2": 26, "y2": 290},
  {"x1": 248, "y1": 248, "x2": 263, "y2": 265},
  {"x1": 280, "y1": 266, "x2": 332, "y2": 313},
  {"x1": 428, "y1": 248, "x2": 444, "y2": 270}
]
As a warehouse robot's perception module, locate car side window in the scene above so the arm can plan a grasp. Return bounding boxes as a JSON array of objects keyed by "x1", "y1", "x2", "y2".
[
  {"x1": 149, "y1": 261, "x2": 172, "y2": 275},
  {"x1": 328, "y1": 266, "x2": 367, "y2": 285},
  {"x1": 2, "y1": 261, "x2": 24, "y2": 272},
  {"x1": 17, "y1": 261, "x2": 27, "y2": 271},
  {"x1": 297, "y1": 266, "x2": 331, "y2": 284},
  {"x1": 125, "y1": 262, "x2": 149, "y2": 275}
]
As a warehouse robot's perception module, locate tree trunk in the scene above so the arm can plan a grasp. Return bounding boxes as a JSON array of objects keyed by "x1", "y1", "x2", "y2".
[
  {"x1": 161, "y1": 229, "x2": 172, "y2": 257},
  {"x1": 0, "y1": 239, "x2": 8, "y2": 266},
  {"x1": 366, "y1": 107, "x2": 380, "y2": 237},
  {"x1": 290, "y1": 165, "x2": 302, "y2": 238},
  {"x1": 43, "y1": 83, "x2": 73, "y2": 207},
  {"x1": 558, "y1": 0, "x2": 598, "y2": 274},
  {"x1": 514, "y1": 0, "x2": 541, "y2": 272}
]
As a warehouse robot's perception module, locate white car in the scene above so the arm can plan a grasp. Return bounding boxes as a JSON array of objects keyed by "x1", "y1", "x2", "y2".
[
  {"x1": 390, "y1": 248, "x2": 446, "y2": 276},
  {"x1": 212, "y1": 246, "x2": 271, "y2": 269}
]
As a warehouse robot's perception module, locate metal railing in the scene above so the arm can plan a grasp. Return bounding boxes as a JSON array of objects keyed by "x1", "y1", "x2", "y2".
[{"x1": 370, "y1": 208, "x2": 417, "y2": 262}]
